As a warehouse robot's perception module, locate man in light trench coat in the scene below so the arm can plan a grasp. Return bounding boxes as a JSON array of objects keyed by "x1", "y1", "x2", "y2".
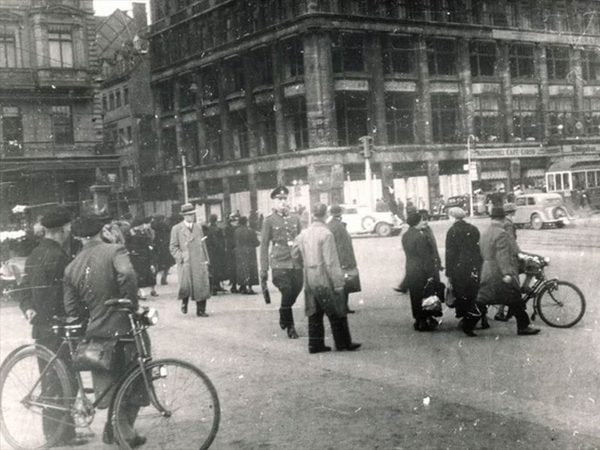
[{"x1": 170, "y1": 203, "x2": 211, "y2": 317}]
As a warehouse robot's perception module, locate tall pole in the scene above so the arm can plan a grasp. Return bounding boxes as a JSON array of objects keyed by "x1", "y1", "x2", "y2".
[
  {"x1": 359, "y1": 136, "x2": 373, "y2": 209},
  {"x1": 181, "y1": 153, "x2": 189, "y2": 204},
  {"x1": 467, "y1": 134, "x2": 475, "y2": 217}
]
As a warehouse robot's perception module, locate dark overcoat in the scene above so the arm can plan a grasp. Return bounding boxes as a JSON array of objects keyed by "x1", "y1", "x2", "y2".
[
  {"x1": 326, "y1": 217, "x2": 357, "y2": 270},
  {"x1": 234, "y1": 225, "x2": 260, "y2": 286},
  {"x1": 402, "y1": 227, "x2": 440, "y2": 293},
  {"x1": 126, "y1": 231, "x2": 155, "y2": 288},
  {"x1": 205, "y1": 223, "x2": 228, "y2": 282},
  {"x1": 151, "y1": 220, "x2": 174, "y2": 271},
  {"x1": 19, "y1": 238, "x2": 70, "y2": 340},
  {"x1": 476, "y1": 220, "x2": 521, "y2": 305},
  {"x1": 169, "y1": 221, "x2": 211, "y2": 301},
  {"x1": 224, "y1": 223, "x2": 237, "y2": 283}
]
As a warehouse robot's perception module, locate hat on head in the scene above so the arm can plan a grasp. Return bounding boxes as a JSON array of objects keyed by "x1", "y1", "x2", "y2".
[
  {"x1": 447, "y1": 207, "x2": 466, "y2": 220},
  {"x1": 312, "y1": 203, "x2": 328, "y2": 219},
  {"x1": 330, "y1": 205, "x2": 343, "y2": 217},
  {"x1": 417, "y1": 209, "x2": 430, "y2": 219},
  {"x1": 40, "y1": 207, "x2": 71, "y2": 229},
  {"x1": 72, "y1": 214, "x2": 104, "y2": 238},
  {"x1": 209, "y1": 214, "x2": 218, "y2": 224},
  {"x1": 180, "y1": 203, "x2": 195, "y2": 215},
  {"x1": 503, "y1": 203, "x2": 517, "y2": 213},
  {"x1": 406, "y1": 213, "x2": 422, "y2": 227},
  {"x1": 131, "y1": 217, "x2": 145, "y2": 228},
  {"x1": 238, "y1": 216, "x2": 248, "y2": 226},
  {"x1": 270, "y1": 185, "x2": 289, "y2": 199},
  {"x1": 490, "y1": 207, "x2": 506, "y2": 219}
]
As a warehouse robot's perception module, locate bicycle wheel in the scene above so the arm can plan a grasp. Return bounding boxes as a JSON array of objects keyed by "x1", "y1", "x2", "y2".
[
  {"x1": 536, "y1": 280, "x2": 586, "y2": 328},
  {"x1": 112, "y1": 358, "x2": 220, "y2": 450},
  {"x1": 0, "y1": 345, "x2": 74, "y2": 450}
]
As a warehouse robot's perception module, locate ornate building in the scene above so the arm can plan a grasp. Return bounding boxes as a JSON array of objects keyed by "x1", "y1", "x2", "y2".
[
  {"x1": 0, "y1": 0, "x2": 117, "y2": 226},
  {"x1": 147, "y1": 0, "x2": 600, "y2": 219}
]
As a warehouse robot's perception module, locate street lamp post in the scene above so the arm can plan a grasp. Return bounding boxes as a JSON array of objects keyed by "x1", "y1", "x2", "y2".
[
  {"x1": 359, "y1": 136, "x2": 374, "y2": 210},
  {"x1": 466, "y1": 134, "x2": 476, "y2": 217},
  {"x1": 181, "y1": 152, "x2": 189, "y2": 204}
]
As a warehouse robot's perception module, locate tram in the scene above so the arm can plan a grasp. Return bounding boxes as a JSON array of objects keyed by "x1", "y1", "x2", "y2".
[{"x1": 545, "y1": 159, "x2": 600, "y2": 210}]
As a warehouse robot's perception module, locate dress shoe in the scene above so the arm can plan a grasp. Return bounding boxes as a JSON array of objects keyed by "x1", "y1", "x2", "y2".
[
  {"x1": 230, "y1": 286, "x2": 239, "y2": 294},
  {"x1": 309, "y1": 346, "x2": 331, "y2": 354},
  {"x1": 393, "y1": 286, "x2": 408, "y2": 293},
  {"x1": 287, "y1": 326, "x2": 299, "y2": 339},
  {"x1": 480, "y1": 316, "x2": 491, "y2": 329},
  {"x1": 150, "y1": 290, "x2": 159, "y2": 297},
  {"x1": 59, "y1": 436, "x2": 89, "y2": 447},
  {"x1": 517, "y1": 326, "x2": 541, "y2": 336},
  {"x1": 181, "y1": 302, "x2": 188, "y2": 314},
  {"x1": 197, "y1": 311, "x2": 209, "y2": 318},
  {"x1": 344, "y1": 342, "x2": 362, "y2": 351},
  {"x1": 347, "y1": 309, "x2": 356, "y2": 314},
  {"x1": 126, "y1": 435, "x2": 147, "y2": 448}
]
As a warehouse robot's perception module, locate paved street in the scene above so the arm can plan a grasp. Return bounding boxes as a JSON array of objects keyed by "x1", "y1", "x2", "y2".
[{"x1": 1, "y1": 216, "x2": 599, "y2": 449}]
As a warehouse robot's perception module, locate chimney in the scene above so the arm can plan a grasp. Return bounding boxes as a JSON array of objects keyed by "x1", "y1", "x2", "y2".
[{"x1": 132, "y1": 3, "x2": 148, "y2": 32}]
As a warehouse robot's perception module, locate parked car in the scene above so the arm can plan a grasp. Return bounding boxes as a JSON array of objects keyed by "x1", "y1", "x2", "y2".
[
  {"x1": 334, "y1": 205, "x2": 402, "y2": 237},
  {"x1": 513, "y1": 193, "x2": 570, "y2": 230},
  {"x1": 446, "y1": 194, "x2": 488, "y2": 215}
]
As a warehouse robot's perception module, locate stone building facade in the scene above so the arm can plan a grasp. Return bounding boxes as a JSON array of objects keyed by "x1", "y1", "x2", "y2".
[
  {"x1": 0, "y1": 0, "x2": 118, "y2": 226},
  {"x1": 147, "y1": 0, "x2": 600, "y2": 219}
]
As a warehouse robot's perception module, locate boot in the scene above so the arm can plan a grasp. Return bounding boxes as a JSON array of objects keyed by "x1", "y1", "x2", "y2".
[
  {"x1": 332, "y1": 317, "x2": 360, "y2": 351},
  {"x1": 287, "y1": 326, "x2": 299, "y2": 339},
  {"x1": 181, "y1": 299, "x2": 188, "y2": 314},
  {"x1": 160, "y1": 272, "x2": 168, "y2": 285}
]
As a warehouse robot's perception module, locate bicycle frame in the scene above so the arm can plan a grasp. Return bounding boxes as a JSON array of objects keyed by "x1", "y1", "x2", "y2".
[{"x1": 520, "y1": 267, "x2": 559, "y2": 320}]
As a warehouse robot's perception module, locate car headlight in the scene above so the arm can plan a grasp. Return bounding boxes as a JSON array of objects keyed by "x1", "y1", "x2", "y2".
[
  {"x1": 543, "y1": 256, "x2": 550, "y2": 266},
  {"x1": 144, "y1": 308, "x2": 159, "y2": 326}
]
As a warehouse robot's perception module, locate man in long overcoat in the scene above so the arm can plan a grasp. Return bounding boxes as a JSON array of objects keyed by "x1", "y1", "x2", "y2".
[
  {"x1": 445, "y1": 207, "x2": 483, "y2": 336},
  {"x1": 234, "y1": 216, "x2": 260, "y2": 294},
  {"x1": 327, "y1": 205, "x2": 360, "y2": 313},
  {"x1": 169, "y1": 204, "x2": 211, "y2": 317},
  {"x1": 292, "y1": 203, "x2": 361, "y2": 354},
  {"x1": 63, "y1": 214, "x2": 147, "y2": 447},
  {"x1": 476, "y1": 207, "x2": 540, "y2": 336},
  {"x1": 402, "y1": 213, "x2": 442, "y2": 331}
]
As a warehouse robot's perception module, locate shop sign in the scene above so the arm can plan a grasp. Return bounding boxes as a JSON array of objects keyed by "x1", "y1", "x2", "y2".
[
  {"x1": 474, "y1": 147, "x2": 548, "y2": 159},
  {"x1": 562, "y1": 144, "x2": 600, "y2": 155}
]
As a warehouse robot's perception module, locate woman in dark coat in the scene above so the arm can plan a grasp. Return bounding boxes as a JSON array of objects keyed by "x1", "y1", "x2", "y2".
[
  {"x1": 445, "y1": 207, "x2": 483, "y2": 336},
  {"x1": 126, "y1": 218, "x2": 157, "y2": 299},
  {"x1": 223, "y1": 215, "x2": 239, "y2": 293},
  {"x1": 234, "y1": 216, "x2": 260, "y2": 294},
  {"x1": 205, "y1": 214, "x2": 228, "y2": 295},
  {"x1": 150, "y1": 214, "x2": 174, "y2": 285},
  {"x1": 401, "y1": 213, "x2": 442, "y2": 331}
]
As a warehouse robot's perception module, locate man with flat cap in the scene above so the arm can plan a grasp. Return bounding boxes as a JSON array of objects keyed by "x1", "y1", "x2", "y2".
[
  {"x1": 17, "y1": 206, "x2": 84, "y2": 446},
  {"x1": 63, "y1": 214, "x2": 147, "y2": 447},
  {"x1": 260, "y1": 185, "x2": 303, "y2": 339},
  {"x1": 170, "y1": 203, "x2": 211, "y2": 316}
]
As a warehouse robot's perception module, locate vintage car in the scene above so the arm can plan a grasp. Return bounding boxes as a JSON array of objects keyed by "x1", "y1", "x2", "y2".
[
  {"x1": 445, "y1": 194, "x2": 488, "y2": 215},
  {"x1": 334, "y1": 204, "x2": 403, "y2": 237},
  {"x1": 513, "y1": 193, "x2": 570, "y2": 230}
]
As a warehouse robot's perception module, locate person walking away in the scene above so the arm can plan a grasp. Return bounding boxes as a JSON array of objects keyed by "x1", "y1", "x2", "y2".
[
  {"x1": 475, "y1": 207, "x2": 540, "y2": 336},
  {"x1": 17, "y1": 207, "x2": 84, "y2": 446},
  {"x1": 327, "y1": 205, "x2": 360, "y2": 314},
  {"x1": 151, "y1": 214, "x2": 174, "y2": 285},
  {"x1": 234, "y1": 216, "x2": 260, "y2": 294},
  {"x1": 402, "y1": 213, "x2": 443, "y2": 331},
  {"x1": 63, "y1": 214, "x2": 148, "y2": 447},
  {"x1": 224, "y1": 214, "x2": 239, "y2": 293},
  {"x1": 169, "y1": 204, "x2": 211, "y2": 317},
  {"x1": 397, "y1": 198, "x2": 405, "y2": 222},
  {"x1": 205, "y1": 214, "x2": 228, "y2": 295},
  {"x1": 126, "y1": 218, "x2": 157, "y2": 299},
  {"x1": 445, "y1": 207, "x2": 483, "y2": 337},
  {"x1": 260, "y1": 186, "x2": 303, "y2": 339},
  {"x1": 494, "y1": 202, "x2": 518, "y2": 322},
  {"x1": 293, "y1": 203, "x2": 361, "y2": 354}
]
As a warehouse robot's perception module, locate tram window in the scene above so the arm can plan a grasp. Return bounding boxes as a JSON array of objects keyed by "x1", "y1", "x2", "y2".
[
  {"x1": 547, "y1": 174, "x2": 555, "y2": 191},
  {"x1": 588, "y1": 171, "x2": 597, "y2": 188},
  {"x1": 555, "y1": 174, "x2": 563, "y2": 190},
  {"x1": 573, "y1": 172, "x2": 586, "y2": 190},
  {"x1": 562, "y1": 173, "x2": 570, "y2": 190}
]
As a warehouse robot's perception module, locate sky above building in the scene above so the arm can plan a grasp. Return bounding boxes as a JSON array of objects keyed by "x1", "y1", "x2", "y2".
[{"x1": 93, "y1": 0, "x2": 150, "y2": 18}]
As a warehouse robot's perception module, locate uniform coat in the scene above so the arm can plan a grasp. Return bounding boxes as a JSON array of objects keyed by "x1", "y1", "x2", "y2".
[
  {"x1": 259, "y1": 212, "x2": 302, "y2": 271},
  {"x1": 292, "y1": 221, "x2": 345, "y2": 318},
  {"x1": 169, "y1": 221, "x2": 211, "y2": 301},
  {"x1": 234, "y1": 225, "x2": 260, "y2": 286},
  {"x1": 476, "y1": 220, "x2": 521, "y2": 305}
]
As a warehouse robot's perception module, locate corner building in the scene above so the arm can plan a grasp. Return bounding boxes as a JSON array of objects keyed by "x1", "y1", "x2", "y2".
[{"x1": 147, "y1": 0, "x2": 600, "y2": 219}]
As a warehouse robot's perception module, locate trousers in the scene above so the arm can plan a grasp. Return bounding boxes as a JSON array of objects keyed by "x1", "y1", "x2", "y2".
[
  {"x1": 308, "y1": 302, "x2": 353, "y2": 351},
  {"x1": 272, "y1": 269, "x2": 303, "y2": 329}
]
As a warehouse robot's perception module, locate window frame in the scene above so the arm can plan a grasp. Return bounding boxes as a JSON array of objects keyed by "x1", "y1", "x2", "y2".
[
  {"x1": 48, "y1": 29, "x2": 74, "y2": 68},
  {"x1": 51, "y1": 106, "x2": 74, "y2": 145},
  {"x1": 509, "y1": 43, "x2": 535, "y2": 79},
  {"x1": 426, "y1": 38, "x2": 457, "y2": 77}
]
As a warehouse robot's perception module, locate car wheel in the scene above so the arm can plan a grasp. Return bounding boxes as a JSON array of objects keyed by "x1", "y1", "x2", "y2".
[
  {"x1": 375, "y1": 223, "x2": 392, "y2": 237},
  {"x1": 530, "y1": 213, "x2": 543, "y2": 230},
  {"x1": 361, "y1": 216, "x2": 376, "y2": 231},
  {"x1": 553, "y1": 207, "x2": 568, "y2": 220}
]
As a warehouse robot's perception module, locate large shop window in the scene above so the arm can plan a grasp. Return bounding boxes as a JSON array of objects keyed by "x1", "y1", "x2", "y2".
[
  {"x1": 427, "y1": 38, "x2": 457, "y2": 76},
  {"x1": 332, "y1": 33, "x2": 365, "y2": 73},
  {"x1": 1, "y1": 106, "x2": 23, "y2": 155},
  {"x1": 512, "y1": 96, "x2": 538, "y2": 141},
  {"x1": 256, "y1": 105, "x2": 277, "y2": 156},
  {"x1": 509, "y1": 43, "x2": 535, "y2": 79},
  {"x1": 548, "y1": 96, "x2": 575, "y2": 138},
  {"x1": 382, "y1": 35, "x2": 415, "y2": 75},
  {"x1": 470, "y1": 41, "x2": 496, "y2": 77},
  {"x1": 282, "y1": 37, "x2": 304, "y2": 79},
  {"x1": 581, "y1": 49, "x2": 600, "y2": 81},
  {"x1": 285, "y1": 97, "x2": 309, "y2": 151},
  {"x1": 546, "y1": 46, "x2": 570, "y2": 80},
  {"x1": 336, "y1": 92, "x2": 369, "y2": 146},
  {"x1": 583, "y1": 98, "x2": 600, "y2": 137},
  {"x1": 431, "y1": 93, "x2": 459, "y2": 143},
  {"x1": 48, "y1": 30, "x2": 73, "y2": 68},
  {"x1": 474, "y1": 96, "x2": 501, "y2": 143},
  {"x1": 51, "y1": 106, "x2": 73, "y2": 145},
  {"x1": 385, "y1": 92, "x2": 415, "y2": 144},
  {"x1": 0, "y1": 31, "x2": 17, "y2": 68}
]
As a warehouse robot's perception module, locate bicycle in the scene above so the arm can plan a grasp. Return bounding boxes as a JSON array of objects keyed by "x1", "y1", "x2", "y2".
[
  {"x1": 0, "y1": 299, "x2": 220, "y2": 450},
  {"x1": 491, "y1": 253, "x2": 586, "y2": 328}
]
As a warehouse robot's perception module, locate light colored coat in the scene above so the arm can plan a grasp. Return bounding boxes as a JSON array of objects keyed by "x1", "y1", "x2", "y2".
[
  {"x1": 292, "y1": 221, "x2": 345, "y2": 317},
  {"x1": 169, "y1": 221, "x2": 211, "y2": 301}
]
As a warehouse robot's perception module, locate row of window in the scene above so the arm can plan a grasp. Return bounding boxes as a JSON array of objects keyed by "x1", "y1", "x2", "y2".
[
  {"x1": 102, "y1": 85, "x2": 130, "y2": 112},
  {"x1": 0, "y1": 26, "x2": 74, "y2": 69},
  {"x1": 0, "y1": 106, "x2": 73, "y2": 149},
  {"x1": 106, "y1": 125, "x2": 133, "y2": 147}
]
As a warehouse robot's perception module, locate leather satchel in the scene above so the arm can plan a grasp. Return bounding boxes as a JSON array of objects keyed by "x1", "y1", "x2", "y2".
[
  {"x1": 343, "y1": 267, "x2": 362, "y2": 294},
  {"x1": 72, "y1": 338, "x2": 117, "y2": 372}
]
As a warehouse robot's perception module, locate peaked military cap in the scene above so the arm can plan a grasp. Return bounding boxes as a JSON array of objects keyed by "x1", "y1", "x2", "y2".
[
  {"x1": 72, "y1": 214, "x2": 104, "y2": 238},
  {"x1": 40, "y1": 206, "x2": 71, "y2": 229},
  {"x1": 270, "y1": 185, "x2": 289, "y2": 199}
]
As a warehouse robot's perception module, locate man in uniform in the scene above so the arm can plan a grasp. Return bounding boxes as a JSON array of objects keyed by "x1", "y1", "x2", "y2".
[{"x1": 260, "y1": 186, "x2": 303, "y2": 339}]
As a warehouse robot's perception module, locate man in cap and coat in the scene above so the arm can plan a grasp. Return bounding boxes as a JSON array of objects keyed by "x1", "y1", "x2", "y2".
[
  {"x1": 476, "y1": 207, "x2": 540, "y2": 336},
  {"x1": 169, "y1": 203, "x2": 211, "y2": 316},
  {"x1": 63, "y1": 214, "x2": 148, "y2": 447},
  {"x1": 18, "y1": 207, "x2": 84, "y2": 446},
  {"x1": 494, "y1": 202, "x2": 519, "y2": 322},
  {"x1": 260, "y1": 186, "x2": 303, "y2": 339},
  {"x1": 292, "y1": 203, "x2": 361, "y2": 353}
]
